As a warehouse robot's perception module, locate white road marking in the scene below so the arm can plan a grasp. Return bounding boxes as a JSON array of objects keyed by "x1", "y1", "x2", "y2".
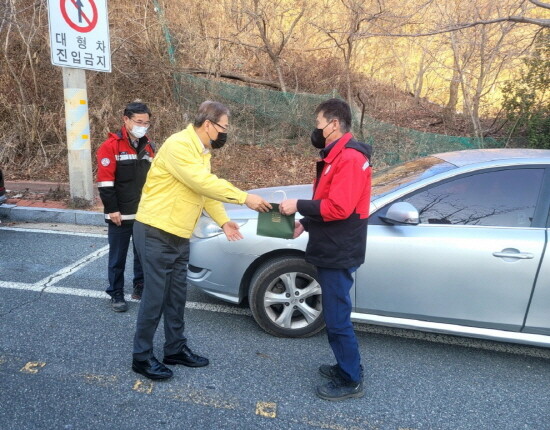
[
  {"x1": 0, "y1": 280, "x2": 252, "y2": 316},
  {"x1": 0, "y1": 226, "x2": 107, "y2": 238},
  {"x1": 0, "y1": 281, "x2": 43, "y2": 291},
  {"x1": 35, "y1": 245, "x2": 110, "y2": 287}
]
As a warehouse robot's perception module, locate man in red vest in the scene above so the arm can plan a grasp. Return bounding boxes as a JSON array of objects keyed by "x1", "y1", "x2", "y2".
[
  {"x1": 280, "y1": 98, "x2": 372, "y2": 401},
  {"x1": 96, "y1": 101, "x2": 155, "y2": 312}
]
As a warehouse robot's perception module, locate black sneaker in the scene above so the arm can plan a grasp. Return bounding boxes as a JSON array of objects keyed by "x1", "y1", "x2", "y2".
[
  {"x1": 319, "y1": 364, "x2": 364, "y2": 380},
  {"x1": 132, "y1": 282, "x2": 144, "y2": 300},
  {"x1": 110, "y1": 293, "x2": 128, "y2": 312},
  {"x1": 316, "y1": 378, "x2": 364, "y2": 401}
]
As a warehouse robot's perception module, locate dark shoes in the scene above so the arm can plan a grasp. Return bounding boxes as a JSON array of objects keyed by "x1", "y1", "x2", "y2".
[
  {"x1": 319, "y1": 364, "x2": 364, "y2": 380},
  {"x1": 110, "y1": 293, "x2": 128, "y2": 312},
  {"x1": 316, "y1": 378, "x2": 364, "y2": 401},
  {"x1": 132, "y1": 356, "x2": 173, "y2": 380},
  {"x1": 163, "y1": 345, "x2": 209, "y2": 368},
  {"x1": 131, "y1": 346, "x2": 208, "y2": 380},
  {"x1": 317, "y1": 363, "x2": 365, "y2": 401},
  {"x1": 131, "y1": 282, "x2": 144, "y2": 300}
]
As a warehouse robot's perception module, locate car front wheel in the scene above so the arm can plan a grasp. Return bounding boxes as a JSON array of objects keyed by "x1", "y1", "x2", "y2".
[{"x1": 248, "y1": 256, "x2": 325, "y2": 338}]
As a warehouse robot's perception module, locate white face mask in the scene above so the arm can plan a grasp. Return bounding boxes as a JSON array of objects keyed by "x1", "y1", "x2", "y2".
[{"x1": 131, "y1": 125, "x2": 148, "y2": 139}]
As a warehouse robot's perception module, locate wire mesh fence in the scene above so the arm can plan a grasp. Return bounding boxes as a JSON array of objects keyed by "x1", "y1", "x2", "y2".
[{"x1": 173, "y1": 73, "x2": 504, "y2": 167}]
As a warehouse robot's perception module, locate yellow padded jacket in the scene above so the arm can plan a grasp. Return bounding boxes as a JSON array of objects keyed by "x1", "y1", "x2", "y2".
[{"x1": 136, "y1": 124, "x2": 247, "y2": 238}]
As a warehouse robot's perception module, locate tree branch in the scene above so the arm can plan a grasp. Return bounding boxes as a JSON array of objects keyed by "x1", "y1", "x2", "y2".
[
  {"x1": 529, "y1": 0, "x2": 550, "y2": 9},
  {"x1": 356, "y1": 15, "x2": 549, "y2": 39}
]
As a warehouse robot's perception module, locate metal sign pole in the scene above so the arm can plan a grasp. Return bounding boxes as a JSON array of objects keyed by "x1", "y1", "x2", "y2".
[{"x1": 62, "y1": 67, "x2": 94, "y2": 203}]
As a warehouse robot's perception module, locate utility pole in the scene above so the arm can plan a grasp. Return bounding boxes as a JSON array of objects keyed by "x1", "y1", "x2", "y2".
[{"x1": 63, "y1": 68, "x2": 94, "y2": 203}]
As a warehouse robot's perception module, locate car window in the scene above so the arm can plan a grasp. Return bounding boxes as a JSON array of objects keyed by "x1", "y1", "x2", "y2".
[
  {"x1": 401, "y1": 168, "x2": 544, "y2": 227},
  {"x1": 372, "y1": 157, "x2": 456, "y2": 198}
]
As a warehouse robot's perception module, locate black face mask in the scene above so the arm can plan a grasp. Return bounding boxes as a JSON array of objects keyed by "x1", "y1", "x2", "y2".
[
  {"x1": 310, "y1": 127, "x2": 326, "y2": 149},
  {"x1": 211, "y1": 132, "x2": 227, "y2": 149},
  {"x1": 310, "y1": 121, "x2": 334, "y2": 149}
]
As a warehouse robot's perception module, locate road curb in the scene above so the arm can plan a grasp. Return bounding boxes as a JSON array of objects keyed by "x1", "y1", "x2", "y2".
[{"x1": 0, "y1": 204, "x2": 104, "y2": 226}]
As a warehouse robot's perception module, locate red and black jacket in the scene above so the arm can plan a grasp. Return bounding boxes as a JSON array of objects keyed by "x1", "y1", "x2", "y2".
[
  {"x1": 297, "y1": 132, "x2": 372, "y2": 269},
  {"x1": 96, "y1": 127, "x2": 155, "y2": 224}
]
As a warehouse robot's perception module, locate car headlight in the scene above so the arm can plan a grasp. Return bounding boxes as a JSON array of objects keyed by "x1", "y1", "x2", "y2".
[{"x1": 193, "y1": 217, "x2": 248, "y2": 238}]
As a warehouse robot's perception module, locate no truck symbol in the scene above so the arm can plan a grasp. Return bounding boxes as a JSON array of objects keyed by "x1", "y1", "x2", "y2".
[{"x1": 60, "y1": 0, "x2": 98, "y2": 33}]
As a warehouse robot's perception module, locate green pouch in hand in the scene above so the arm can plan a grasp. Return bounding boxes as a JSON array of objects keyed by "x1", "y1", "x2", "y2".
[{"x1": 256, "y1": 191, "x2": 295, "y2": 239}]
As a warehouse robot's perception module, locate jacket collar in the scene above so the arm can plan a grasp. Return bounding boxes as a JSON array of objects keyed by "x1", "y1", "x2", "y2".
[
  {"x1": 186, "y1": 123, "x2": 210, "y2": 155},
  {"x1": 322, "y1": 132, "x2": 353, "y2": 164}
]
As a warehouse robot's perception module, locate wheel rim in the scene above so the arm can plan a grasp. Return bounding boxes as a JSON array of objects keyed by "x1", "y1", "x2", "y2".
[{"x1": 263, "y1": 271, "x2": 322, "y2": 329}]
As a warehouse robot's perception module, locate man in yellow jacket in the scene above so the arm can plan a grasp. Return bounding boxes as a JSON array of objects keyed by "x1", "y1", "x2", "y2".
[{"x1": 131, "y1": 101, "x2": 271, "y2": 380}]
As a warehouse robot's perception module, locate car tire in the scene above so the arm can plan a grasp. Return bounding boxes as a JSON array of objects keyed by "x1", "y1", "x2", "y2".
[{"x1": 248, "y1": 256, "x2": 325, "y2": 338}]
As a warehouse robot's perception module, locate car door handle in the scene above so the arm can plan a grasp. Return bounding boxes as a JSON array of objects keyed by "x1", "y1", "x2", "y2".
[{"x1": 492, "y1": 251, "x2": 534, "y2": 260}]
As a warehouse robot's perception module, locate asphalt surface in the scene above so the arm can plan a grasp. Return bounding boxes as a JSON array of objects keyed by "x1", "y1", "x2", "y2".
[{"x1": 1, "y1": 216, "x2": 550, "y2": 429}]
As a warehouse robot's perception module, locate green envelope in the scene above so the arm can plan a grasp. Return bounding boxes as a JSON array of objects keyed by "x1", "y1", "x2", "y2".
[{"x1": 256, "y1": 203, "x2": 295, "y2": 239}]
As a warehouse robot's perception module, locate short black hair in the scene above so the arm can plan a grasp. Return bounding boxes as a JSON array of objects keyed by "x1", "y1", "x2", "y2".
[
  {"x1": 315, "y1": 98, "x2": 352, "y2": 132},
  {"x1": 124, "y1": 101, "x2": 151, "y2": 118},
  {"x1": 193, "y1": 101, "x2": 230, "y2": 127}
]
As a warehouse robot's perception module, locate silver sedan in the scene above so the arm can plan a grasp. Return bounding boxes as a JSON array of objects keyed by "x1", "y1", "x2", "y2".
[{"x1": 188, "y1": 149, "x2": 550, "y2": 347}]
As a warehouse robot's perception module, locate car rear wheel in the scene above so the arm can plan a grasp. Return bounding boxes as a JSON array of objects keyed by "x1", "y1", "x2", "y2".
[{"x1": 248, "y1": 256, "x2": 325, "y2": 338}]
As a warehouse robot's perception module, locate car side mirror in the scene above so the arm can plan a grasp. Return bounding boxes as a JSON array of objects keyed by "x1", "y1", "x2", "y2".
[{"x1": 379, "y1": 202, "x2": 420, "y2": 225}]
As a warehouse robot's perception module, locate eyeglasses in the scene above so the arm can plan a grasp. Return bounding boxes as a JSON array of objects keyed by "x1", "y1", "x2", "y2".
[
  {"x1": 317, "y1": 118, "x2": 335, "y2": 129},
  {"x1": 210, "y1": 120, "x2": 229, "y2": 132},
  {"x1": 130, "y1": 118, "x2": 151, "y2": 127}
]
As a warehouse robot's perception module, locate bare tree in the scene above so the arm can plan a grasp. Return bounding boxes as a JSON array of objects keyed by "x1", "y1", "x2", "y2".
[
  {"x1": 443, "y1": 56, "x2": 461, "y2": 123},
  {"x1": 387, "y1": 38, "x2": 444, "y2": 103},
  {"x1": 432, "y1": 1, "x2": 538, "y2": 138},
  {"x1": 0, "y1": 0, "x2": 51, "y2": 163},
  {"x1": 221, "y1": 0, "x2": 306, "y2": 93},
  {"x1": 312, "y1": 0, "x2": 391, "y2": 105}
]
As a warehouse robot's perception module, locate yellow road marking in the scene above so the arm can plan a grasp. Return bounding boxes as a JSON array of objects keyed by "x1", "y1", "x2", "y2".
[
  {"x1": 20, "y1": 361, "x2": 46, "y2": 374},
  {"x1": 133, "y1": 379, "x2": 154, "y2": 394},
  {"x1": 255, "y1": 401, "x2": 277, "y2": 418}
]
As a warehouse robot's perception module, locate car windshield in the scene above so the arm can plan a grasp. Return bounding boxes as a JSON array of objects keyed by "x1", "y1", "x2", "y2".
[{"x1": 372, "y1": 156, "x2": 456, "y2": 198}]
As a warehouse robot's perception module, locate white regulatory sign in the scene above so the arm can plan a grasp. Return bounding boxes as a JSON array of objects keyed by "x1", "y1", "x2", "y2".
[{"x1": 47, "y1": 0, "x2": 111, "y2": 73}]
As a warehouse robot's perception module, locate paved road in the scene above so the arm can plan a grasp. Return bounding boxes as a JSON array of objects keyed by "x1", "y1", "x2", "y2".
[{"x1": 1, "y1": 223, "x2": 550, "y2": 430}]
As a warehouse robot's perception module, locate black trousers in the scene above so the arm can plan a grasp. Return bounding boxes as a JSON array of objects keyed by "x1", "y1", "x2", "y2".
[
  {"x1": 132, "y1": 221, "x2": 189, "y2": 360},
  {"x1": 106, "y1": 222, "x2": 143, "y2": 297}
]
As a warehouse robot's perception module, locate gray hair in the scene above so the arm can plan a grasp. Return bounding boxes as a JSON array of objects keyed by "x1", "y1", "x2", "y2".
[{"x1": 193, "y1": 101, "x2": 230, "y2": 127}]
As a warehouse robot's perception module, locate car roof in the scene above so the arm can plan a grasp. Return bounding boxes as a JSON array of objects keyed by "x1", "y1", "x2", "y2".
[{"x1": 433, "y1": 148, "x2": 550, "y2": 167}]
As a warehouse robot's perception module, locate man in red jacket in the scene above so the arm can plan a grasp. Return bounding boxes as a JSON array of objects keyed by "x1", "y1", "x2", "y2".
[
  {"x1": 280, "y1": 98, "x2": 372, "y2": 401},
  {"x1": 96, "y1": 102, "x2": 155, "y2": 312}
]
